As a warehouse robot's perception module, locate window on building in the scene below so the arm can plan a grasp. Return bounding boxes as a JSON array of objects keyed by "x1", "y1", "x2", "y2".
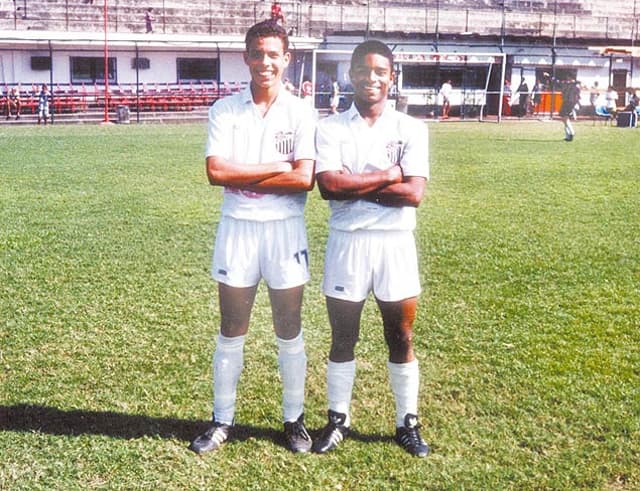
[
  {"x1": 535, "y1": 67, "x2": 577, "y2": 87},
  {"x1": 402, "y1": 65, "x2": 488, "y2": 90},
  {"x1": 70, "y1": 57, "x2": 117, "y2": 84},
  {"x1": 176, "y1": 58, "x2": 218, "y2": 82},
  {"x1": 31, "y1": 56, "x2": 51, "y2": 71}
]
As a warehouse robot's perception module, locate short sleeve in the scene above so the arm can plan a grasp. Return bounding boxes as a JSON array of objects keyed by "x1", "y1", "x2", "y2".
[
  {"x1": 204, "y1": 100, "x2": 233, "y2": 160},
  {"x1": 293, "y1": 102, "x2": 317, "y2": 161},
  {"x1": 399, "y1": 117, "x2": 429, "y2": 180},
  {"x1": 315, "y1": 118, "x2": 343, "y2": 174}
]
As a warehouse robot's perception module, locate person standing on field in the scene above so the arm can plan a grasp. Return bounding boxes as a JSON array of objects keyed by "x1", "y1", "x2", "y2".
[
  {"x1": 313, "y1": 39, "x2": 430, "y2": 458},
  {"x1": 37, "y1": 84, "x2": 51, "y2": 125},
  {"x1": 439, "y1": 79, "x2": 452, "y2": 119},
  {"x1": 558, "y1": 79, "x2": 580, "y2": 141},
  {"x1": 189, "y1": 20, "x2": 316, "y2": 455}
]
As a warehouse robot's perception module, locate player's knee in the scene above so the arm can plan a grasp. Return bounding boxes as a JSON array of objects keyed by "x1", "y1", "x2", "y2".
[
  {"x1": 220, "y1": 315, "x2": 250, "y2": 337},
  {"x1": 385, "y1": 328, "x2": 414, "y2": 354}
]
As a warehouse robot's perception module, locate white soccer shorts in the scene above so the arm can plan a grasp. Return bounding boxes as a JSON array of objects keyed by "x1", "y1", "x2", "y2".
[
  {"x1": 212, "y1": 216, "x2": 310, "y2": 289},
  {"x1": 322, "y1": 229, "x2": 421, "y2": 302}
]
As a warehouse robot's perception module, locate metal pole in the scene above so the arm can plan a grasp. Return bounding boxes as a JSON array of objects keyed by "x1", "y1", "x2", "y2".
[
  {"x1": 135, "y1": 42, "x2": 140, "y2": 124},
  {"x1": 435, "y1": 0, "x2": 439, "y2": 50},
  {"x1": 550, "y1": 0, "x2": 557, "y2": 118},
  {"x1": 633, "y1": 0, "x2": 638, "y2": 47},
  {"x1": 500, "y1": 1, "x2": 505, "y2": 49},
  {"x1": 103, "y1": 0, "x2": 110, "y2": 123},
  {"x1": 498, "y1": 54, "x2": 506, "y2": 122},
  {"x1": 49, "y1": 40, "x2": 55, "y2": 124},
  {"x1": 366, "y1": 1, "x2": 370, "y2": 39}
]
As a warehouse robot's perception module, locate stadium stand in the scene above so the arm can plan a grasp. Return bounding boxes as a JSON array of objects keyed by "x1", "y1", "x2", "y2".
[{"x1": 0, "y1": 0, "x2": 632, "y2": 40}]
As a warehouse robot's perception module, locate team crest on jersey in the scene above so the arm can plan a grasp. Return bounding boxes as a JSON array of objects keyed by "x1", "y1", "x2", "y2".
[
  {"x1": 386, "y1": 140, "x2": 403, "y2": 165},
  {"x1": 274, "y1": 131, "x2": 294, "y2": 155}
]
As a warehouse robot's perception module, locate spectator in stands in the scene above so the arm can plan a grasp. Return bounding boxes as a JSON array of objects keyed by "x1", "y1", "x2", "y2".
[
  {"x1": 145, "y1": 8, "x2": 154, "y2": 33},
  {"x1": 5, "y1": 87, "x2": 21, "y2": 120},
  {"x1": 270, "y1": 2, "x2": 285, "y2": 24},
  {"x1": 188, "y1": 19, "x2": 316, "y2": 457},
  {"x1": 330, "y1": 77, "x2": 340, "y2": 114},
  {"x1": 37, "y1": 84, "x2": 51, "y2": 125},
  {"x1": 439, "y1": 79, "x2": 452, "y2": 119}
]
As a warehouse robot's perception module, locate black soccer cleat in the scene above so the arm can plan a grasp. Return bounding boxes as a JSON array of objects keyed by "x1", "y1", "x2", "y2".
[
  {"x1": 395, "y1": 413, "x2": 430, "y2": 458},
  {"x1": 284, "y1": 413, "x2": 313, "y2": 453},
  {"x1": 312, "y1": 409, "x2": 349, "y2": 454},
  {"x1": 188, "y1": 421, "x2": 232, "y2": 454}
]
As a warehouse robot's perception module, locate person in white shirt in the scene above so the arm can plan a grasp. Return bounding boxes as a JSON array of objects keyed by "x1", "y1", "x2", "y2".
[
  {"x1": 313, "y1": 40, "x2": 430, "y2": 458},
  {"x1": 189, "y1": 20, "x2": 316, "y2": 455},
  {"x1": 605, "y1": 86, "x2": 618, "y2": 116},
  {"x1": 330, "y1": 77, "x2": 340, "y2": 114},
  {"x1": 439, "y1": 79, "x2": 452, "y2": 118}
]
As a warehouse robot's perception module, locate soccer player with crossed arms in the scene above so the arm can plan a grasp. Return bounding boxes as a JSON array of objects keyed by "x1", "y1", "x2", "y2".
[
  {"x1": 189, "y1": 20, "x2": 316, "y2": 455},
  {"x1": 313, "y1": 40, "x2": 430, "y2": 458}
]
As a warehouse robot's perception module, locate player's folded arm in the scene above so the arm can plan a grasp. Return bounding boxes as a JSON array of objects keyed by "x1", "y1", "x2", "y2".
[
  {"x1": 205, "y1": 154, "x2": 292, "y2": 187},
  {"x1": 242, "y1": 158, "x2": 315, "y2": 194},
  {"x1": 365, "y1": 175, "x2": 427, "y2": 208},
  {"x1": 316, "y1": 166, "x2": 402, "y2": 201}
]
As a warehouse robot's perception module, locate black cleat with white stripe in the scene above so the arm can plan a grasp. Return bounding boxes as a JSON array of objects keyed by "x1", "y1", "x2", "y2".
[
  {"x1": 312, "y1": 410, "x2": 349, "y2": 454},
  {"x1": 188, "y1": 421, "x2": 232, "y2": 454},
  {"x1": 284, "y1": 413, "x2": 313, "y2": 453},
  {"x1": 395, "y1": 413, "x2": 430, "y2": 458}
]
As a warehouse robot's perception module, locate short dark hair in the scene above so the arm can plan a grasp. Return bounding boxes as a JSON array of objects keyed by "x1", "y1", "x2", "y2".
[
  {"x1": 245, "y1": 20, "x2": 289, "y2": 52},
  {"x1": 350, "y1": 40, "x2": 394, "y2": 70}
]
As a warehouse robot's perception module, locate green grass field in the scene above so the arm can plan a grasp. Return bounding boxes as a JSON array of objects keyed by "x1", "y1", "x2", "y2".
[{"x1": 1, "y1": 120, "x2": 638, "y2": 490}]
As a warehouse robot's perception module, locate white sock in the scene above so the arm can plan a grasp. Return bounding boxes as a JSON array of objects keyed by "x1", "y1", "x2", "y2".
[
  {"x1": 565, "y1": 121, "x2": 574, "y2": 137},
  {"x1": 327, "y1": 360, "x2": 356, "y2": 427},
  {"x1": 388, "y1": 359, "x2": 420, "y2": 427},
  {"x1": 212, "y1": 333, "x2": 245, "y2": 425},
  {"x1": 277, "y1": 332, "x2": 307, "y2": 423}
]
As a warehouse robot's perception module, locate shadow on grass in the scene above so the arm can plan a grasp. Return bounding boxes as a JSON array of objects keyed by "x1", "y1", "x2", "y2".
[
  {"x1": 0, "y1": 404, "x2": 388, "y2": 446},
  {"x1": 0, "y1": 404, "x2": 278, "y2": 445}
]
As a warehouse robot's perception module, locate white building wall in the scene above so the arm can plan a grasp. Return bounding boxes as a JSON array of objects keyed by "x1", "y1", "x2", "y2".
[{"x1": 219, "y1": 52, "x2": 247, "y2": 84}]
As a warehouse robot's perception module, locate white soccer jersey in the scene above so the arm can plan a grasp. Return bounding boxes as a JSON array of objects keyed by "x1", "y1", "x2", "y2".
[
  {"x1": 315, "y1": 104, "x2": 429, "y2": 231},
  {"x1": 205, "y1": 86, "x2": 316, "y2": 221}
]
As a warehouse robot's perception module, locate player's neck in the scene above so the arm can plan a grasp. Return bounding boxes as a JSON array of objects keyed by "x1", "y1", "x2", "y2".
[
  {"x1": 251, "y1": 82, "x2": 281, "y2": 117},
  {"x1": 354, "y1": 99, "x2": 386, "y2": 126}
]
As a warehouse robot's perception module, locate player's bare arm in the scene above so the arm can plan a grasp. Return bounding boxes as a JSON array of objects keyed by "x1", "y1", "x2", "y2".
[
  {"x1": 206, "y1": 155, "x2": 292, "y2": 187},
  {"x1": 365, "y1": 176, "x2": 427, "y2": 208},
  {"x1": 316, "y1": 164, "x2": 402, "y2": 201},
  {"x1": 242, "y1": 158, "x2": 315, "y2": 194}
]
